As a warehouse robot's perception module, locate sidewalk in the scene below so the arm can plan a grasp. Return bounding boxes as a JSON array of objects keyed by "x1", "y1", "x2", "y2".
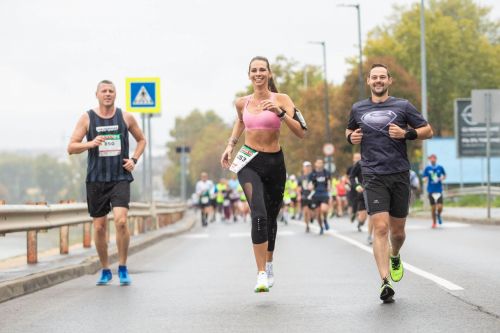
[
  {"x1": 0, "y1": 212, "x2": 196, "y2": 303},
  {"x1": 410, "y1": 207, "x2": 500, "y2": 225}
]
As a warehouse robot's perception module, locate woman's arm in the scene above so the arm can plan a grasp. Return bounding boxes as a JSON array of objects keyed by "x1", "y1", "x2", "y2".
[{"x1": 221, "y1": 98, "x2": 246, "y2": 169}]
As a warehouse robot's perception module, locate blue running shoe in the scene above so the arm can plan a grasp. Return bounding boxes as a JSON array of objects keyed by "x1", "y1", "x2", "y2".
[
  {"x1": 96, "y1": 269, "x2": 112, "y2": 286},
  {"x1": 118, "y1": 266, "x2": 131, "y2": 286},
  {"x1": 319, "y1": 227, "x2": 324, "y2": 235},
  {"x1": 437, "y1": 214, "x2": 442, "y2": 225},
  {"x1": 324, "y1": 220, "x2": 330, "y2": 230}
]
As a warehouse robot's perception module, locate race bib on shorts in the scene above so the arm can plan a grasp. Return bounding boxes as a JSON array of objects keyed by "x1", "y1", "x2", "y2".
[
  {"x1": 98, "y1": 134, "x2": 122, "y2": 157},
  {"x1": 229, "y1": 145, "x2": 258, "y2": 174},
  {"x1": 200, "y1": 196, "x2": 209, "y2": 204},
  {"x1": 223, "y1": 199, "x2": 230, "y2": 207}
]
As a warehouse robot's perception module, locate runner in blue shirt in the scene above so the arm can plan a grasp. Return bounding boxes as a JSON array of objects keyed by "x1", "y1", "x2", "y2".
[{"x1": 422, "y1": 154, "x2": 446, "y2": 228}]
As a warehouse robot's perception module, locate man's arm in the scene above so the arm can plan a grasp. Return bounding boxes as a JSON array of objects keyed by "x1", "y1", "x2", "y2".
[
  {"x1": 67, "y1": 113, "x2": 102, "y2": 154},
  {"x1": 126, "y1": 113, "x2": 147, "y2": 161}
]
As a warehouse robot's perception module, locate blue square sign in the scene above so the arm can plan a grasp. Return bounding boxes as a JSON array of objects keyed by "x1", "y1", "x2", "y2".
[{"x1": 130, "y1": 82, "x2": 156, "y2": 108}]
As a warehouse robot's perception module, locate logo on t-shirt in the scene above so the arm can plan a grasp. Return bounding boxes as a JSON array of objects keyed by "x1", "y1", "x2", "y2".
[{"x1": 361, "y1": 110, "x2": 397, "y2": 132}]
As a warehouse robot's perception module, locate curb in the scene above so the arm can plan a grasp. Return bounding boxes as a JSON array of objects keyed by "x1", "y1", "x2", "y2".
[
  {"x1": 409, "y1": 211, "x2": 500, "y2": 225},
  {"x1": 0, "y1": 214, "x2": 196, "y2": 304}
]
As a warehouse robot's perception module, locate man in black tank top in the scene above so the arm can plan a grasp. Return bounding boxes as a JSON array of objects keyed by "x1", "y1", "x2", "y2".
[{"x1": 68, "y1": 80, "x2": 146, "y2": 286}]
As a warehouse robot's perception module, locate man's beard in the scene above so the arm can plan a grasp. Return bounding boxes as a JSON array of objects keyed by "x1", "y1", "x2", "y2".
[{"x1": 371, "y1": 85, "x2": 388, "y2": 97}]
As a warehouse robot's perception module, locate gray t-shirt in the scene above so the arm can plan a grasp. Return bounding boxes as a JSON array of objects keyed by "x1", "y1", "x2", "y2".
[{"x1": 347, "y1": 97, "x2": 428, "y2": 175}]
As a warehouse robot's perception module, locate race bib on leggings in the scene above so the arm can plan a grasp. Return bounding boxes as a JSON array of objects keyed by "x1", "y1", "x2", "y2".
[{"x1": 229, "y1": 145, "x2": 258, "y2": 174}]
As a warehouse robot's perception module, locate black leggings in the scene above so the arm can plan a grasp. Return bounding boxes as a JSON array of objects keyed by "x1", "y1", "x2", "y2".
[{"x1": 238, "y1": 149, "x2": 286, "y2": 252}]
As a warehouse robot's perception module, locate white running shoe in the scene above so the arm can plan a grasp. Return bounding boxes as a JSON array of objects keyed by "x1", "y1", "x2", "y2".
[
  {"x1": 254, "y1": 271, "x2": 269, "y2": 293},
  {"x1": 266, "y1": 262, "x2": 274, "y2": 288}
]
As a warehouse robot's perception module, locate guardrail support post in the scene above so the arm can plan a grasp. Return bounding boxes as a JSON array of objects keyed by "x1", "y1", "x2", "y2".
[
  {"x1": 60, "y1": 225, "x2": 69, "y2": 254},
  {"x1": 83, "y1": 223, "x2": 92, "y2": 248},
  {"x1": 27, "y1": 230, "x2": 38, "y2": 264}
]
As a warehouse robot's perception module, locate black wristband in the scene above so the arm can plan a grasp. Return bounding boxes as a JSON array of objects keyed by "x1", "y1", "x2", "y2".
[
  {"x1": 278, "y1": 108, "x2": 287, "y2": 118},
  {"x1": 404, "y1": 128, "x2": 418, "y2": 140},
  {"x1": 347, "y1": 132, "x2": 354, "y2": 145},
  {"x1": 131, "y1": 157, "x2": 138, "y2": 165}
]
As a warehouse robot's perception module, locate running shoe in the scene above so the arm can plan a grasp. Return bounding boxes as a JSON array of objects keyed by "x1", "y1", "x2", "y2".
[
  {"x1": 254, "y1": 271, "x2": 269, "y2": 293},
  {"x1": 306, "y1": 225, "x2": 310, "y2": 233},
  {"x1": 118, "y1": 266, "x2": 131, "y2": 286},
  {"x1": 367, "y1": 234, "x2": 373, "y2": 245},
  {"x1": 324, "y1": 220, "x2": 330, "y2": 230},
  {"x1": 266, "y1": 262, "x2": 274, "y2": 288},
  {"x1": 380, "y1": 278, "x2": 395, "y2": 303},
  {"x1": 432, "y1": 223, "x2": 437, "y2": 229},
  {"x1": 437, "y1": 214, "x2": 442, "y2": 225},
  {"x1": 357, "y1": 222, "x2": 362, "y2": 232},
  {"x1": 389, "y1": 254, "x2": 404, "y2": 282},
  {"x1": 350, "y1": 213, "x2": 356, "y2": 223},
  {"x1": 319, "y1": 226, "x2": 324, "y2": 235},
  {"x1": 96, "y1": 269, "x2": 112, "y2": 286}
]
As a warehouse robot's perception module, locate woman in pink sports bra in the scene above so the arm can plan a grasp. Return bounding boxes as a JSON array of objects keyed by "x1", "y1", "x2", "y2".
[{"x1": 221, "y1": 56, "x2": 306, "y2": 293}]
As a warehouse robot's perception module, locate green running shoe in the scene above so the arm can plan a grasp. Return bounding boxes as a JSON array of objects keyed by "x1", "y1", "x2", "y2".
[
  {"x1": 390, "y1": 254, "x2": 404, "y2": 282},
  {"x1": 380, "y1": 278, "x2": 395, "y2": 303}
]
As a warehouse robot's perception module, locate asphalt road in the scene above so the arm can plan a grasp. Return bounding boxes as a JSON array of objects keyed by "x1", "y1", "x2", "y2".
[{"x1": 1, "y1": 213, "x2": 499, "y2": 332}]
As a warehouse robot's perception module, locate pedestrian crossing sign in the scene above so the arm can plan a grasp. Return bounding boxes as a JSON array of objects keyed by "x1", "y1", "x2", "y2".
[{"x1": 125, "y1": 77, "x2": 161, "y2": 114}]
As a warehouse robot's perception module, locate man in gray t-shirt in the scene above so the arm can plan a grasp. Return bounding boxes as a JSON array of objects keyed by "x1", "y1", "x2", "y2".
[{"x1": 345, "y1": 64, "x2": 433, "y2": 303}]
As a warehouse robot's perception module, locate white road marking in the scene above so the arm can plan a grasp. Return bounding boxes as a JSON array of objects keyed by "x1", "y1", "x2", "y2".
[{"x1": 291, "y1": 221, "x2": 464, "y2": 291}]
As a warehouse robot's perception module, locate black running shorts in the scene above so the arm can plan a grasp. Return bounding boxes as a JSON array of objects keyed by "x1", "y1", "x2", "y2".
[
  {"x1": 86, "y1": 181, "x2": 130, "y2": 218},
  {"x1": 362, "y1": 171, "x2": 410, "y2": 218},
  {"x1": 428, "y1": 192, "x2": 443, "y2": 205}
]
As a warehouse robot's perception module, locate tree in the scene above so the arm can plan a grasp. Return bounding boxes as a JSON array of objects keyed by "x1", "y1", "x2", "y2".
[
  {"x1": 364, "y1": 0, "x2": 500, "y2": 136},
  {"x1": 163, "y1": 110, "x2": 231, "y2": 196}
]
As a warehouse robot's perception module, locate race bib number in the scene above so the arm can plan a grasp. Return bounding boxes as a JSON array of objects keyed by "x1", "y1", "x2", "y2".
[
  {"x1": 229, "y1": 145, "x2": 258, "y2": 174},
  {"x1": 223, "y1": 199, "x2": 230, "y2": 207},
  {"x1": 200, "y1": 197, "x2": 209, "y2": 204},
  {"x1": 98, "y1": 134, "x2": 122, "y2": 157}
]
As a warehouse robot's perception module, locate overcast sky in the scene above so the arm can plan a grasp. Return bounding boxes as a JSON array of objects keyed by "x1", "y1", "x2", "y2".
[{"x1": 1, "y1": 0, "x2": 498, "y2": 154}]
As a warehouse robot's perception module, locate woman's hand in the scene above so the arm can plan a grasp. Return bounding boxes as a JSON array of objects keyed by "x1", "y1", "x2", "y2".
[
  {"x1": 221, "y1": 145, "x2": 234, "y2": 169},
  {"x1": 260, "y1": 99, "x2": 281, "y2": 115}
]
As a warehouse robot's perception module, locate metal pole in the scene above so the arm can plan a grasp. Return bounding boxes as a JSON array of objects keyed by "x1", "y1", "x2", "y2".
[
  {"x1": 322, "y1": 42, "x2": 332, "y2": 173},
  {"x1": 141, "y1": 114, "x2": 147, "y2": 201},
  {"x1": 486, "y1": 93, "x2": 492, "y2": 221},
  {"x1": 148, "y1": 114, "x2": 153, "y2": 202},
  {"x1": 180, "y1": 148, "x2": 186, "y2": 201},
  {"x1": 420, "y1": 0, "x2": 429, "y2": 166},
  {"x1": 356, "y1": 4, "x2": 363, "y2": 99}
]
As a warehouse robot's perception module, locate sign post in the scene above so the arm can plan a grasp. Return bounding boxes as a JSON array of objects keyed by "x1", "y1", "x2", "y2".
[
  {"x1": 471, "y1": 90, "x2": 500, "y2": 221},
  {"x1": 126, "y1": 77, "x2": 161, "y2": 202}
]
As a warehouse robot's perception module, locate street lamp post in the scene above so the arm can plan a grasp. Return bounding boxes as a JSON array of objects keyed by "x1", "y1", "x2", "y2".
[
  {"x1": 338, "y1": 3, "x2": 364, "y2": 99},
  {"x1": 420, "y1": 0, "x2": 429, "y2": 166},
  {"x1": 309, "y1": 41, "x2": 332, "y2": 172}
]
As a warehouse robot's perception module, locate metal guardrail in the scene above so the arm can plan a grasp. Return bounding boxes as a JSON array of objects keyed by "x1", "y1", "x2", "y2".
[
  {"x1": 445, "y1": 186, "x2": 500, "y2": 198},
  {"x1": 0, "y1": 201, "x2": 187, "y2": 264}
]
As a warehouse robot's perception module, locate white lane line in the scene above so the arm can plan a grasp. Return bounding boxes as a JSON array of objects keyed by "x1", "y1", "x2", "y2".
[
  {"x1": 182, "y1": 233, "x2": 210, "y2": 239},
  {"x1": 291, "y1": 221, "x2": 464, "y2": 291}
]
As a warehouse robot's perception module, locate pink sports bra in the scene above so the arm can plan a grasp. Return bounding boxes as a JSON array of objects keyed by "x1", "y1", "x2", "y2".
[{"x1": 242, "y1": 94, "x2": 281, "y2": 130}]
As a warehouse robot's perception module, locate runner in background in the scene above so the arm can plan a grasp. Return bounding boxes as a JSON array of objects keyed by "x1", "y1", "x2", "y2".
[
  {"x1": 228, "y1": 174, "x2": 241, "y2": 222},
  {"x1": 195, "y1": 172, "x2": 214, "y2": 227},
  {"x1": 309, "y1": 159, "x2": 331, "y2": 235},
  {"x1": 298, "y1": 161, "x2": 314, "y2": 233},
  {"x1": 422, "y1": 154, "x2": 446, "y2": 228}
]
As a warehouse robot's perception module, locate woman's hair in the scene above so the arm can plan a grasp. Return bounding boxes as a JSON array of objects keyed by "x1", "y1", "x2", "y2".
[{"x1": 248, "y1": 56, "x2": 279, "y2": 93}]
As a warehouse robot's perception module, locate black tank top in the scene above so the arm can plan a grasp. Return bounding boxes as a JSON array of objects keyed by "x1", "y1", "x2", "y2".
[{"x1": 85, "y1": 108, "x2": 133, "y2": 183}]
